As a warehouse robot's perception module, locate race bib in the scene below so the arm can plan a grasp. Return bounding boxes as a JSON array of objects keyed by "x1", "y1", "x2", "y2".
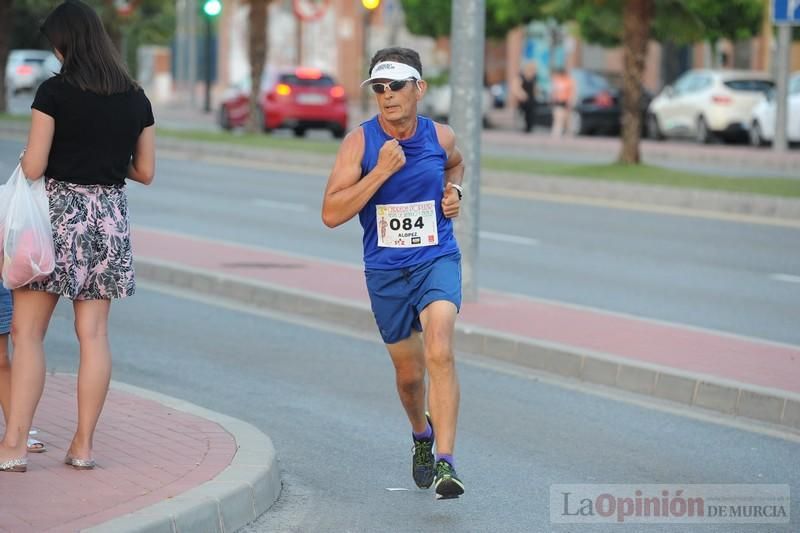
[{"x1": 376, "y1": 200, "x2": 438, "y2": 248}]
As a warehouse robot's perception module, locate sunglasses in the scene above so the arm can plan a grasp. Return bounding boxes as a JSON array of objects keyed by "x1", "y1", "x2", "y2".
[{"x1": 370, "y1": 78, "x2": 416, "y2": 94}]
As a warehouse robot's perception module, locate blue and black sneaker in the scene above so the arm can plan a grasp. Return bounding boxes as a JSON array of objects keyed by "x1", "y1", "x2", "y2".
[
  {"x1": 411, "y1": 413, "x2": 435, "y2": 489},
  {"x1": 434, "y1": 459, "x2": 465, "y2": 500}
]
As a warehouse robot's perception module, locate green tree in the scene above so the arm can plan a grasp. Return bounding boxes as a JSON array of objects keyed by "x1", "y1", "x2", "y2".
[
  {"x1": 119, "y1": 0, "x2": 176, "y2": 75},
  {"x1": 4, "y1": 0, "x2": 174, "y2": 87},
  {"x1": 549, "y1": 0, "x2": 763, "y2": 163},
  {"x1": 401, "y1": 0, "x2": 543, "y2": 39}
]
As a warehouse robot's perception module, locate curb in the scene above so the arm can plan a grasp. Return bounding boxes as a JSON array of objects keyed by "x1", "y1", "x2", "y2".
[
  {"x1": 136, "y1": 257, "x2": 800, "y2": 436},
  {"x1": 2, "y1": 121, "x2": 798, "y2": 221},
  {"x1": 84, "y1": 380, "x2": 281, "y2": 533}
]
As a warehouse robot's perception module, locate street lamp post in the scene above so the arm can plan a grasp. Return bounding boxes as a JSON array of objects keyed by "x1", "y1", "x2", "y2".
[
  {"x1": 450, "y1": 0, "x2": 485, "y2": 302},
  {"x1": 202, "y1": 0, "x2": 222, "y2": 113}
]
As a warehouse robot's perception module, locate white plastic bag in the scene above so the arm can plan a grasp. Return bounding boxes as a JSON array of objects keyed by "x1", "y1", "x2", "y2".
[{"x1": 0, "y1": 165, "x2": 55, "y2": 289}]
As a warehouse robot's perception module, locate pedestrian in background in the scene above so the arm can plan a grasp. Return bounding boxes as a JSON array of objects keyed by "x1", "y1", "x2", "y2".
[
  {"x1": 0, "y1": 0, "x2": 155, "y2": 473},
  {"x1": 322, "y1": 47, "x2": 466, "y2": 500},
  {"x1": 551, "y1": 67, "x2": 576, "y2": 137},
  {"x1": 513, "y1": 61, "x2": 539, "y2": 133}
]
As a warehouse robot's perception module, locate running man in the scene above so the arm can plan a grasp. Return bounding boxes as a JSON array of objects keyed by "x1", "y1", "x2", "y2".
[{"x1": 322, "y1": 47, "x2": 465, "y2": 499}]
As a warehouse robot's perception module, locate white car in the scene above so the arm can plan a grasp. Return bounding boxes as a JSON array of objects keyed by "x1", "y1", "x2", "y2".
[
  {"x1": 749, "y1": 71, "x2": 800, "y2": 146},
  {"x1": 5, "y1": 49, "x2": 57, "y2": 95},
  {"x1": 420, "y1": 84, "x2": 492, "y2": 127},
  {"x1": 646, "y1": 69, "x2": 773, "y2": 143}
]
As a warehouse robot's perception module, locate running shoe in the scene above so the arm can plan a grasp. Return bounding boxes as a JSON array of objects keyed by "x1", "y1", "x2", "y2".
[
  {"x1": 411, "y1": 413, "x2": 435, "y2": 489},
  {"x1": 434, "y1": 459, "x2": 465, "y2": 500}
]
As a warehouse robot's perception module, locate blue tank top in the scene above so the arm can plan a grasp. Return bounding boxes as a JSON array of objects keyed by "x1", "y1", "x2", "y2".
[{"x1": 359, "y1": 115, "x2": 459, "y2": 270}]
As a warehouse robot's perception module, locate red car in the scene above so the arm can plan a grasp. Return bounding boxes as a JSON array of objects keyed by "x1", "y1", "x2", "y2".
[{"x1": 219, "y1": 67, "x2": 348, "y2": 138}]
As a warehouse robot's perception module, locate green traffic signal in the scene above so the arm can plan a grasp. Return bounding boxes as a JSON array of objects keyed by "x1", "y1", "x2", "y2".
[{"x1": 203, "y1": 0, "x2": 221, "y2": 17}]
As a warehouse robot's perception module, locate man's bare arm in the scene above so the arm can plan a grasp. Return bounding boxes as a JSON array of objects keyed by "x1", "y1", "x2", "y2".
[
  {"x1": 435, "y1": 122, "x2": 464, "y2": 219},
  {"x1": 322, "y1": 128, "x2": 406, "y2": 228}
]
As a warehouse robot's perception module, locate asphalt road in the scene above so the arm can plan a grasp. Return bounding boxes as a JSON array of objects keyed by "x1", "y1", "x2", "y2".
[
  {"x1": 0, "y1": 140, "x2": 798, "y2": 346},
  {"x1": 39, "y1": 286, "x2": 800, "y2": 532}
]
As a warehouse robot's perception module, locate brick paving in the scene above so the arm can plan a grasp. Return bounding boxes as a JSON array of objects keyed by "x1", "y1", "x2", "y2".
[{"x1": 0, "y1": 374, "x2": 236, "y2": 532}]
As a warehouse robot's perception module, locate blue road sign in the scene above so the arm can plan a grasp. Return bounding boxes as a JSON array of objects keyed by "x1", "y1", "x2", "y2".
[{"x1": 773, "y1": 0, "x2": 800, "y2": 24}]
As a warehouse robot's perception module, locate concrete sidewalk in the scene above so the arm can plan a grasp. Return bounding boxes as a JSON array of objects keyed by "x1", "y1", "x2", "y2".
[
  {"x1": 0, "y1": 375, "x2": 280, "y2": 533},
  {"x1": 132, "y1": 226, "x2": 800, "y2": 434}
]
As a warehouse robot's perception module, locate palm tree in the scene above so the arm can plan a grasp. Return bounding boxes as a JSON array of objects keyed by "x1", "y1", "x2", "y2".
[
  {"x1": 619, "y1": 0, "x2": 654, "y2": 164},
  {"x1": 247, "y1": 0, "x2": 270, "y2": 133}
]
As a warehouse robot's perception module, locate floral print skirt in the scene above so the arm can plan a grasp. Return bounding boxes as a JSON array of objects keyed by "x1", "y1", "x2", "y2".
[{"x1": 27, "y1": 178, "x2": 135, "y2": 300}]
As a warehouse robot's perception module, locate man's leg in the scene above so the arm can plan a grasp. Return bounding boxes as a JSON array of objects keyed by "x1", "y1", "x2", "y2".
[
  {"x1": 385, "y1": 331, "x2": 438, "y2": 489},
  {"x1": 524, "y1": 104, "x2": 535, "y2": 133},
  {"x1": 419, "y1": 301, "x2": 459, "y2": 456},
  {"x1": 385, "y1": 331, "x2": 427, "y2": 434},
  {"x1": 419, "y1": 300, "x2": 464, "y2": 499},
  {"x1": 551, "y1": 106, "x2": 564, "y2": 137}
]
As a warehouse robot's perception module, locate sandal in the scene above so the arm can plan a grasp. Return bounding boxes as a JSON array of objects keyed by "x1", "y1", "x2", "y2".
[
  {"x1": 0, "y1": 457, "x2": 27, "y2": 472},
  {"x1": 27, "y1": 437, "x2": 47, "y2": 453}
]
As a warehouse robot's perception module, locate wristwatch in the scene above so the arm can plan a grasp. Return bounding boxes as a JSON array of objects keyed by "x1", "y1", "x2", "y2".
[{"x1": 451, "y1": 183, "x2": 463, "y2": 200}]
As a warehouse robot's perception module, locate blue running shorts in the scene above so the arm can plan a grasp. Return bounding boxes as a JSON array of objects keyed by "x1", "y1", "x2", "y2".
[{"x1": 365, "y1": 252, "x2": 462, "y2": 344}]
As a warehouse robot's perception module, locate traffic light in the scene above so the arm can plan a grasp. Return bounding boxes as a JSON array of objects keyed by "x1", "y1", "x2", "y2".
[
  {"x1": 361, "y1": 0, "x2": 379, "y2": 10},
  {"x1": 203, "y1": 0, "x2": 221, "y2": 17}
]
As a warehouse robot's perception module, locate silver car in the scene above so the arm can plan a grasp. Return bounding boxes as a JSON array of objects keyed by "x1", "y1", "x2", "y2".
[
  {"x1": 647, "y1": 69, "x2": 773, "y2": 143},
  {"x1": 5, "y1": 49, "x2": 59, "y2": 95}
]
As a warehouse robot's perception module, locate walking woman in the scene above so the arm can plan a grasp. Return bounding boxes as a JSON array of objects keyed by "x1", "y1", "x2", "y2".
[{"x1": 0, "y1": 0, "x2": 155, "y2": 472}]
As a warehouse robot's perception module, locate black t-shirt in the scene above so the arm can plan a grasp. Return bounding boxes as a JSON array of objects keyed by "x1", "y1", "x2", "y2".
[{"x1": 31, "y1": 76, "x2": 155, "y2": 186}]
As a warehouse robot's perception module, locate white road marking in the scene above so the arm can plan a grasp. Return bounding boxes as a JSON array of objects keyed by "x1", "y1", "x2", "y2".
[
  {"x1": 479, "y1": 231, "x2": 539, "y2": 246},
  {"x1": 771, "y1": 273, "x2": 800, "y2": 284},
  {"x1": 253, "y1": 199, "x2": 309, "y2": 211}
]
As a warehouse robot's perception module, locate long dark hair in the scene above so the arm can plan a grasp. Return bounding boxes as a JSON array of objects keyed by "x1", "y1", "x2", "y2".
[{"x1": 41, "y1": 0, "x2": 136, "y2": 95}]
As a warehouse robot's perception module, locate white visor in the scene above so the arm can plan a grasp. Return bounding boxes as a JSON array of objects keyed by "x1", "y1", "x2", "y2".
[{"x1": 361, "y1": 61, "x2": 422, "y2": 87}]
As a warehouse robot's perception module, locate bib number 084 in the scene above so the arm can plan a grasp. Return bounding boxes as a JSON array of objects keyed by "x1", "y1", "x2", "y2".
[{"x1": 390, "y1": 217, "x2": 425, "y2": 231}]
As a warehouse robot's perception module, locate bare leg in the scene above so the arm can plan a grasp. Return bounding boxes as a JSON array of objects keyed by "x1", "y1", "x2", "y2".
[
  {"x1": 385, "y1": 331, "x2": 428, "y2": 434},
  {"x1": 0, "y1": 289, "x2": 58, "y2": 462},
  {"x1": 552, "y1": 106, "x2": 566, "y2": 137},
  {"x1": 0, "y1": 334, "x2": 10, "y2": 422},
  {"x1": 69, "y1": 299, "x2": 112, "y2": 460},
  {"x1": 419, "y1": 301, "x2": 459, "y2": 456}
]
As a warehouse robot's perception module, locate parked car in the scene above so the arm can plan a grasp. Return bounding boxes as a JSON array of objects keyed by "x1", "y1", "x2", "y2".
[
  {"x1": 219, "y1": 67, "x2": 348, "y2": 138},
  {"x1": 647, "y1": 69, "x2": 774, "y2": 143},
  {"x1": 533, "y1": 68, "x2": 651, "y2": 136},
  {"x1": 749, "y1": 71, "x2": 800, "y2": 146},
  {"x1": 419, "y1": 84, "x2": 493, "y2": 127},
  {"x1": 5, "y1": 49, "x2": 57, "y2": 95}
]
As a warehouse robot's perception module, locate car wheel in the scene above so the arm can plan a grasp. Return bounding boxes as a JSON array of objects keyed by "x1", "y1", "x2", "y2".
[
  {"x1": 749, "y1": 121, "x2": 767, "y2": 147},
  {"x1": 695, "y1": 116, "x2": 712, "y2": 144},
  {"x1": 293, "y1": 127, "x2": 307, "y2": 138},
  {"x1": 646, "y1": 114, "x2": 664, "y2": 140},
  {"x1": 331, "y1": 125, "x2": 345, "y2": 139}
]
